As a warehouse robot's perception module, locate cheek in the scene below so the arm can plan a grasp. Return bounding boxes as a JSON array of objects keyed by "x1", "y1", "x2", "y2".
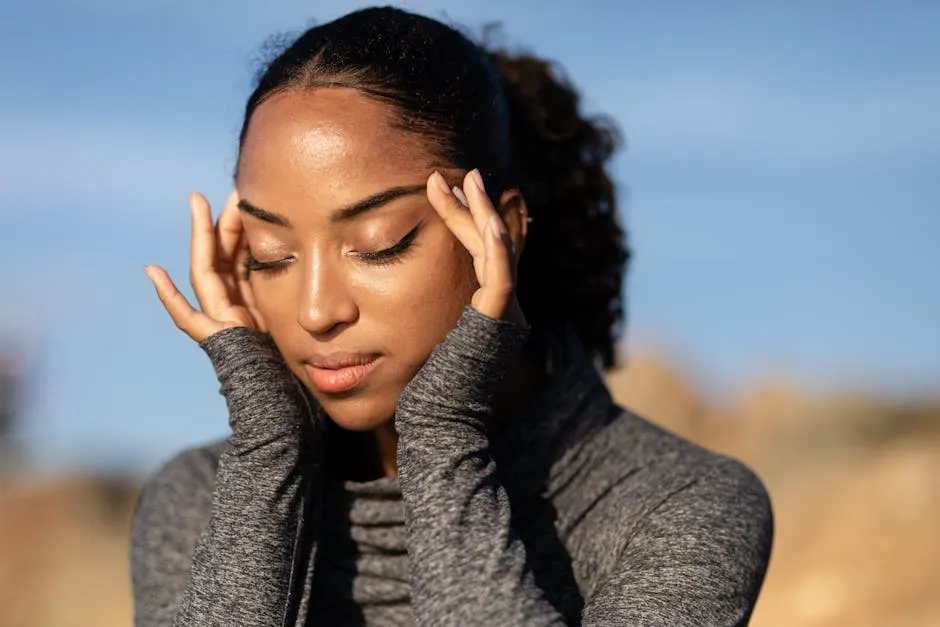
[
  {"x1": 249, "y1": 277, "x2": 301, "y2": 345},
  {"x1": 356, "y1": 228, "x2": 475, "y2": 333}
]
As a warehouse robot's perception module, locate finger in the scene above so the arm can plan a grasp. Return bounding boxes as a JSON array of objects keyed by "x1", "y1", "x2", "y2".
[
  {"x1": 475, "y1": 216, "x2": 516, "y2": 319},
  {"x1": 190, "y1": 192, "x2": 216, "y2": 275},
  {"x1": 426, "y1": 172, "x2": 483, "y2": 258},
  {"x1": 145, "y1": 265, "x2": 220, "y2": 342},
  {"x1": 462, "y1": 169, "x2": 499, "y2": 238},
  {"x1": 189, "y1": 192, "x2": 233, "y2": 316},
  {"x1": 452, "y1": 185, "x2": 469, "y2": 208},
  {"x1": 235, "y1": 240, "x2": 266, "y2": 332},
  {"x1": 216, "y1": 190, "x2": 243, "y2": 266}
]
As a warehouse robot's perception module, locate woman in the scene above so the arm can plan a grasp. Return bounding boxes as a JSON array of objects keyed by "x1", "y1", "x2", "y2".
[{"x1": 133, "y1": 7, "x2": 773, "y2": 626}]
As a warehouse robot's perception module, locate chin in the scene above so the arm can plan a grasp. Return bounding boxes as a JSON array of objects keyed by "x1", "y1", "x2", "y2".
[{"x1": 317, "y1": 395, "x2": 397, "y2": 432}]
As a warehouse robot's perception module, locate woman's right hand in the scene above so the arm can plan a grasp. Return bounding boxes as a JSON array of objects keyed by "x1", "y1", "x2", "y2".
[{"x1": 146, "y1": 191, "x2": 264, "y2": 343}]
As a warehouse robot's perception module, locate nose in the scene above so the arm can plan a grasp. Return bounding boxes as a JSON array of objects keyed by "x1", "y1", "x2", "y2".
[{"x1": 296, "y1": 250, "x2": 358, "y2": 337}]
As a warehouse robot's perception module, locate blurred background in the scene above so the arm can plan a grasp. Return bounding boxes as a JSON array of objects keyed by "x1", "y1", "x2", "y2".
[{"x1": 1, "y1": 1, "x2": 938, "y2": 625}]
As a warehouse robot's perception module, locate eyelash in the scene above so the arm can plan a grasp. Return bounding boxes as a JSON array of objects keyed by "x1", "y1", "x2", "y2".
[
  {"x1": 355, "y1": 224, "x2": 420, "y2": 266},
  {"x1": 244, "y1": 223, "x2": 421, "y2": 276},
  {"x1": 243, "y1": 255, "x2": 291, "y2": 277}
]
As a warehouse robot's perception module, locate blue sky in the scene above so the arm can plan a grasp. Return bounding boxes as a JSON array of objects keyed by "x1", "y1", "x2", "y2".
[{"x1": 2, "y1": 1, "x2": 938, "y2": 474}]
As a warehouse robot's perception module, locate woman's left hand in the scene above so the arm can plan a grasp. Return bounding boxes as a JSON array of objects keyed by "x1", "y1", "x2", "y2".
[{"x1": 426, "y1": 169, "x2": 526, "y2": 326}]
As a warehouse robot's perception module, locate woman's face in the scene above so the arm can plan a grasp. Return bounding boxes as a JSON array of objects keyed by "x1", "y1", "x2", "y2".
[{"x1": 236, "y1": 88, "x2": 477, "y2": 430}]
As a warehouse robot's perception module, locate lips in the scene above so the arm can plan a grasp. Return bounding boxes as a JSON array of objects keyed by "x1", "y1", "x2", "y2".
[{"x1": 303, "y1": 353, "x2": 380, "y2": 394}]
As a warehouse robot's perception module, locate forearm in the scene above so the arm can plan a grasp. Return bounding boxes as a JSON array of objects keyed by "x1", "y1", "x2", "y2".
[
  {"x1": 171, "y1": 328, "x2": 323, "y2": 627},
  {"x1": 396, "y1": 307, "x2": 566, "y2": 626}
]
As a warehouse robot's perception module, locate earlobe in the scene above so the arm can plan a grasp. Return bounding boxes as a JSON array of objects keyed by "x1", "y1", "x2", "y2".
[{"x1": 498, "y1": 189, "x2": 528, "y2": 259}]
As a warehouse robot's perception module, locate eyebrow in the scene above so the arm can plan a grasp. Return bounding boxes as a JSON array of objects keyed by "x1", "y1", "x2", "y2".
[
  {"x1": 237, "y1": 199, "x2": 291, "y2": 227},
  {"x1": 237, "y1": 184, "x2": 427, "y2": 228}
]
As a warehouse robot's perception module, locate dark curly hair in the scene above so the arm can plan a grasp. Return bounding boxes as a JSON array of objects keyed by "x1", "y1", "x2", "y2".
[
  {"x1": 485, "y1": 49, "x2": 628, "y2": 369},
  {"x1": 239, "y1": 7, "x2": 629, "y2": 369}
]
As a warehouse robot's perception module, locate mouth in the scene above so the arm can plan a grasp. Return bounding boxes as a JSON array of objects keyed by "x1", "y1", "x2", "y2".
[{"x1": 303, "y1": 354, "x2": 381, "y2": 394}]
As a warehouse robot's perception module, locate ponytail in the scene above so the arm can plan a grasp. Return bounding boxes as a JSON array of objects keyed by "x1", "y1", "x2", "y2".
[{"x1": 488, "y1": 50, "x2": 630, "y2": 369}]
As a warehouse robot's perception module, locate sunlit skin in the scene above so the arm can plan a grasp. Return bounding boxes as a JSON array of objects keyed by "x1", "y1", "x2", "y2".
[
  {"x1": 238, "y1": 90, "x2": 478, "y2": 426},
  {"x1": 146, "y1": 88, "x2": 537, "y2": 480}
]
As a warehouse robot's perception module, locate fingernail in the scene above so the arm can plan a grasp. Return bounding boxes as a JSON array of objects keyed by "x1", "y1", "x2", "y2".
[
  {"x1": 432, "y1": 171, "x2": 451, "y2": 195},
  {"x1": 471, "y1": 169, "x2": 485, "y2": 193},
  {"x1": 452, "y1": 186, "x2": 469, "y2": 207}
]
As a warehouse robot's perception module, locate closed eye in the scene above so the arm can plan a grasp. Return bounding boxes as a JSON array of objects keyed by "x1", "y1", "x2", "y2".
[
  {"x1": 244, "y1": 221, "x2": 423, "y2": 276},
  {"x1": 354, "y1": 223, "x2": 421, "y2": 265},
  {"x1": 244, "y1": 253, "x2": 292, "y2": 276}
]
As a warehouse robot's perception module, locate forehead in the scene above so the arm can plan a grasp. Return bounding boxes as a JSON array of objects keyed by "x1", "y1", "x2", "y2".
[{"x1": 237, "y1": 88, "x2": 437, "y2": 203}]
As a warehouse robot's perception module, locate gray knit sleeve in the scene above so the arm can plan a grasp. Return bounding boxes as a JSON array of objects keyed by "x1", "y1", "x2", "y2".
[
  {"x1": 130, "y1": 327, "x2": 323, "y2": 627},
  {"x1": 395, "y1": 307, "x2": 772, "y2": 626},
  {"x1": 395, "y1": 306, "x2": 568, "y2": 626}
]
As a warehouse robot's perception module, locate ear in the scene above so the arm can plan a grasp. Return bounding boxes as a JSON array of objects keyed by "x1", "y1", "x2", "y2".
[{"x1": 497, "y1": 188, "x2": 529, "y2": 261}]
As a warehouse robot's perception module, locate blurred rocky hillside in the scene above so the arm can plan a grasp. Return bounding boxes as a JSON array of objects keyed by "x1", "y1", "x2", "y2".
[
  {"x1": 609, "y1": 352, "x2": 940, "y2": 627},
  {"x1": 1, "y1": 351, "x2": 937, "y2": 626}
]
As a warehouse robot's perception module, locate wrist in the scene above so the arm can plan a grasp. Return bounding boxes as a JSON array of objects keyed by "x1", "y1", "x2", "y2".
[{"x1": 199, "y1": 326, "x2": 286, "y2": 379}]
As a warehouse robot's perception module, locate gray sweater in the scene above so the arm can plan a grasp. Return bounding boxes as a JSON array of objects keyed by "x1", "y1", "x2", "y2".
[{"x1": 131, "y1": 307, "x2": 773, "y2": 626}]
